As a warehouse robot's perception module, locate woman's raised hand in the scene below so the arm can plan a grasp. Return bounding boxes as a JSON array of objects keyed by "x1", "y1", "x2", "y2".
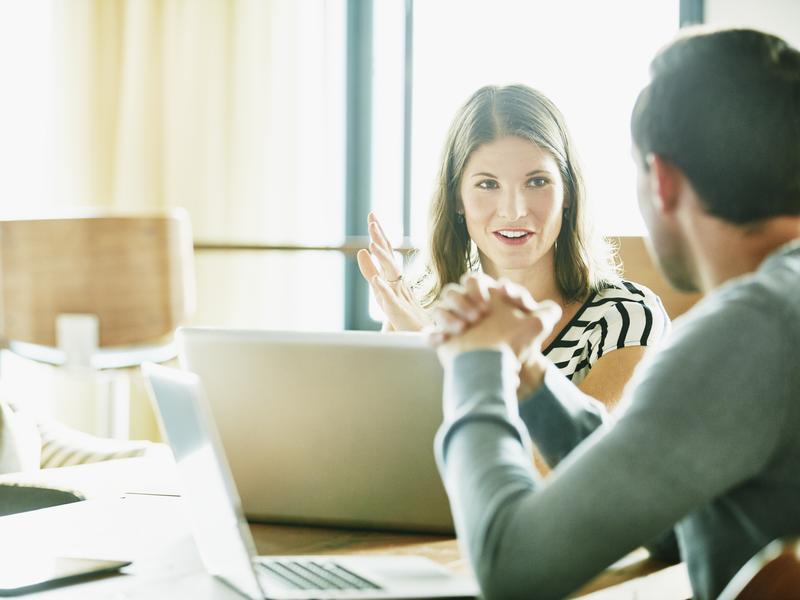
[{"x1": 356, "y1": 212, "x2": 432, "y2": 331}]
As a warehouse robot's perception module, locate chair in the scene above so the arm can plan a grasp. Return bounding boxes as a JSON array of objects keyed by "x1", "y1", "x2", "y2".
[
  {"x1": 717, "y1": 537, "x2": 800, "y2": 600},
  {"x1": 0, "y1": 210, "x2": 194, "y2": 365},
  {"x1": 0, "y1": 210, "x2": 194, "y2": 470}
]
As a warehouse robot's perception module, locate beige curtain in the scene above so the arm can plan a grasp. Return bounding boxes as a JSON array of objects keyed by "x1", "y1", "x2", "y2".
[
  {"x1": 46, "y1": 0, "x2": 348, "y2": 440},
  {"x1": 51, "y1": 0, "x2": 316, "y2": 242},
  {"x1": 51, "y1": 0, "x2": 348, "y2": 320}
]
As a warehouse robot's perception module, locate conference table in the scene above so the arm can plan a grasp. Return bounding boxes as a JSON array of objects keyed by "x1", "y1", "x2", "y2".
[{"x1": 0, "y1": 456, "x2": 691, "y2": 599}]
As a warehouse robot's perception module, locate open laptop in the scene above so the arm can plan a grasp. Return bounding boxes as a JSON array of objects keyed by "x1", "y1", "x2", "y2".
[
  {"x1": 142, "y1": 363, "x2": 478, "y2": 600},
  {"x1": 176, "y1": 327, "x2": 454, "y2": 533}
]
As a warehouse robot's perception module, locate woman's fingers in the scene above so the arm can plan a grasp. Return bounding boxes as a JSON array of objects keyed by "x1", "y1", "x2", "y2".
[
  {"x1": 371, "y1": 275, "x2": 426, "y2": 331},
  {"x1": 368, "y1": 214, "x2": 394, "y2": 255},
  {"x1": 358, "y1": 240, "x2": 401, "y2": 287},
  {"x1": 365, "y1": 212, "x2": 404, "y2": 281},
  {"x1": 369, "y1": 241, "x2": 402, "y2": 281},
  {"x1": 370, "y1": 275, "x2": 403, "y2": 318},
  {"x1": 356, "y1": 249, "x2": 379, "y2": 281}
]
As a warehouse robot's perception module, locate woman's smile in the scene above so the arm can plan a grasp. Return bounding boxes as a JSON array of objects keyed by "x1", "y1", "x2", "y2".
[{"x1": 493, "y1": 228, "x2": 535, "y2": 246}]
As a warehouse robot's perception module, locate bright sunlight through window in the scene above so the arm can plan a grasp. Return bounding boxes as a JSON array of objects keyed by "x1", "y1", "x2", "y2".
[{"x1": 406, "y1": 0, "x2": 680, "y2": 243}]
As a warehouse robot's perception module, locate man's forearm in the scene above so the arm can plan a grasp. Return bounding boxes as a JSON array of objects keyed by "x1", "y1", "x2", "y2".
[{"x1": 518, "y1": 364, "x2": 609, "y2": 466}]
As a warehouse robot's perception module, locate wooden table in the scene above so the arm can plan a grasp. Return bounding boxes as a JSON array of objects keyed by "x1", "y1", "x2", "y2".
[
  {"x1": 0, "y1": 457, "x2": 692, "y2": 598},
  {"x1": 249, "y1": 522, "x2": 690, "y2": 599}
]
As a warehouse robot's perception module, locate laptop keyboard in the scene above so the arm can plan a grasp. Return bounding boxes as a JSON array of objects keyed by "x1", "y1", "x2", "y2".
[{"x1": 257, "y1": 559, "x2": 383, "y2": 591}]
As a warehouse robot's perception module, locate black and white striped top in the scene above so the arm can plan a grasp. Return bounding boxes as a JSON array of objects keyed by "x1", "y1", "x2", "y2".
[{"x1": 543, "y1": 280, "x2": 669, "y2": 384}]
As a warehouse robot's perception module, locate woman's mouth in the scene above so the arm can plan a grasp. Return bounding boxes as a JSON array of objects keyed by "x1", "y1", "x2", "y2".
[{"x1": 493, "y1": 229, "x2": 534, "y2": 245}]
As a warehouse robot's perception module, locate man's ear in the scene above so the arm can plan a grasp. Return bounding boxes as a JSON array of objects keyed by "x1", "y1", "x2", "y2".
[{"x1": 647, "y1": 154, "x2": 682, "y2": 215}]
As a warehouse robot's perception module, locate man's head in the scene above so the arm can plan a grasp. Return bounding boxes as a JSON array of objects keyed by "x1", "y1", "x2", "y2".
[{"x1": 631, "y1": 28, "x2": 800, "y2": 290}]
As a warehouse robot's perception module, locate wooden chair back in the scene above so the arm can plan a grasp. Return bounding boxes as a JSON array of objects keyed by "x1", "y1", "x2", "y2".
[
  {"x1": 0, "y1": 211, "x2": 195, "y2": 348},
  {"x1": 718, "y1": 537, "x2": 800, "y2": 600}
]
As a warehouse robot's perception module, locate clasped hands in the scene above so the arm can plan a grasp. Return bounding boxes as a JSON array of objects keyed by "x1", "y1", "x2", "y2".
[{"x1": 429, "y1": 274, "x2": 562, "y2": 398}]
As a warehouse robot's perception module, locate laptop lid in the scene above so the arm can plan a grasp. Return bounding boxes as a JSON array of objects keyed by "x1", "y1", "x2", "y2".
[
  {"x1": 176, "y1": 328, "x2": 453, "y2": 533},
  {"x1": 143, "y1": 362, "x2": 479, "y2": 600},
  {"x1": 142, "y1": 362, "x2": 265, "y2": 600}
]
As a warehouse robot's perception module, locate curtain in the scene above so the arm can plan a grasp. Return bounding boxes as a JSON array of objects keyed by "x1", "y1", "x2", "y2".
[
  {"x1": 53, "y1": 0, "x2": 345, "y2": 244},
  {"x1": 53, "y1": 0, "x2": 281, "y2": 240},
  {"x1": 51, "y1": 0, "x2": 347, "y2": 330},
  {"x1": 40, "y1": 0, "x2": 347, "y2": 441}
]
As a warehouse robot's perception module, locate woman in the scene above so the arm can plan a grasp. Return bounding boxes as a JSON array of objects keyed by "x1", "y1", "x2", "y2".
[{"x1": 358, "y1": 84, "x2": 668, "y2": 409}]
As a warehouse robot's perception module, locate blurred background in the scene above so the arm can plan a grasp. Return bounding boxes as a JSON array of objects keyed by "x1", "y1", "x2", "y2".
[{"x1": 0, "y1": 0, "x2": 797, "y2": 442}]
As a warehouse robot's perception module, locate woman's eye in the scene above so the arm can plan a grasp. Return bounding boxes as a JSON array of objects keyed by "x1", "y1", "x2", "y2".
[
  {"x1": 527, "y1": 177, "x2": 549, "y2": 187},
  {"x1": 477, "y1": 179, "x2": 499, "y2": 190}
]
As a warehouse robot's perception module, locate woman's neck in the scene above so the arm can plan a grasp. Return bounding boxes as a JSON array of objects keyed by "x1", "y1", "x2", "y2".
[{"x1": 481, "y1": 249, "x2": 567, "y2": 306}]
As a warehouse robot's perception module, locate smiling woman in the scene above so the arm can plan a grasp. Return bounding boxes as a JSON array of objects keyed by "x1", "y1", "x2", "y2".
[
  {"x1": 358, "y1": 84, "x2": 669, "y2": 410},
  {"x1": 421, "y1": 85, "x2": 620, "y2": 310}
]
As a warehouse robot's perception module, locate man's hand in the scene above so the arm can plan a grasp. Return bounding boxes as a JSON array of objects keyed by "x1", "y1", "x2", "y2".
[{"x1": 429, "y1": 274, "x2": 562, "y2": 387}]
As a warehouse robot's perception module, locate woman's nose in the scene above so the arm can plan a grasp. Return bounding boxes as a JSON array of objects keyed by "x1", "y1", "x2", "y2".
[{"x1": 497, "y1": 189, "x2": 528, "y2": 220}]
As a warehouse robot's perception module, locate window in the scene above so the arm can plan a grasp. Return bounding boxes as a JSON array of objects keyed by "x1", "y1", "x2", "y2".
[
  {"x1": 0, "y1": 2, "x2": 54, "y2": 218},
  {"x1": 1, "y1": 1, "x2": 683, "y2": 332},
  {"x1": 407, "y1": 0, "x2": 680, "y2": 244}
]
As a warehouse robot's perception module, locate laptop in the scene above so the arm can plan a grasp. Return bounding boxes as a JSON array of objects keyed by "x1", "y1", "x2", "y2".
[
  {"x1": 176, "y1": 327, "x2": 454, "y2": 533},
  {"x1": 142, "y1": 363, "x2": 478, "y2": 600}
]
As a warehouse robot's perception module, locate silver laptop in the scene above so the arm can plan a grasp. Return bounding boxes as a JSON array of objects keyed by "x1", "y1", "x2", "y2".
[
  {"x1": 176, "y1": 327, "x2": 454, "y2": 533},
  {"x1": 142, "y1": 363, "x2": 477, "y2": 600}
]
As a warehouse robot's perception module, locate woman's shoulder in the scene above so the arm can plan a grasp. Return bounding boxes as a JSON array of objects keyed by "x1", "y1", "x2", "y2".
[
  {"x1": 545, "y1": 279, "x2": 670, "y2": 379},
  {"x1": 581, "y1": 279, "x2": 670, "y2": 347},
  {"x1": 590, "y1": 279, "x2": 665, "y2": 310}
]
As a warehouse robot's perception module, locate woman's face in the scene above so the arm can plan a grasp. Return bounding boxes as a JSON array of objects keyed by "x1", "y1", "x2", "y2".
[{"x1": 458, "y1": 135, "x2": 566, "y2": 278}]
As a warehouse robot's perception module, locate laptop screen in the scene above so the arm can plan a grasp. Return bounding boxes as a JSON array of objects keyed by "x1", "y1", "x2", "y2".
[
  {"x1": 176, "y1": 327, "x2": 453, "y2": 533},
  {"x1": 143, "y1": 363, "x2": 264, "y2": 600}
]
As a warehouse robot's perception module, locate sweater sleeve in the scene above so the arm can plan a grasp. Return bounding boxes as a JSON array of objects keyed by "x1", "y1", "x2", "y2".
[
  {"x1": 435, "y1": 293, "x2": 788, "y2": 600},
  {"x1": 518, "y1": 365, "x2": 608, "y2": 466}
]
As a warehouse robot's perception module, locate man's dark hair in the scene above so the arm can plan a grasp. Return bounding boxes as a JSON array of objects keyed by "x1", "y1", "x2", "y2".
[{"x1": 631, "y1": 28, "x2": 800, "y2": 224}]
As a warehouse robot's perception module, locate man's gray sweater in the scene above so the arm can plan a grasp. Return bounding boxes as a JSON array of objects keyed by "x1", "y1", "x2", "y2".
[{"x1": 436, "y1": 240, "x2": 800, "y2": 600}]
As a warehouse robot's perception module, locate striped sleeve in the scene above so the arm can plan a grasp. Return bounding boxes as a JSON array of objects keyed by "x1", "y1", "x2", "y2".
[
  {"x1": 595, "y1": 282, "x2": 669, "y2": 358},
  {"x1": 544, "y1": 280, "x2": 670, "y2": 383}
]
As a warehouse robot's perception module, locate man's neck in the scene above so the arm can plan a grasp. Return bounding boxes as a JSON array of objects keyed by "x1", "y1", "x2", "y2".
[{"x1": 688, "y1": 213, "x2": 800, "y2": 292}]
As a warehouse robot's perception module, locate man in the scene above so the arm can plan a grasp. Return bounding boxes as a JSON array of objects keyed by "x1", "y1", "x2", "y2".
[{"x1": 430, "y1": 27, "x2": 800, "y2": 600}]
